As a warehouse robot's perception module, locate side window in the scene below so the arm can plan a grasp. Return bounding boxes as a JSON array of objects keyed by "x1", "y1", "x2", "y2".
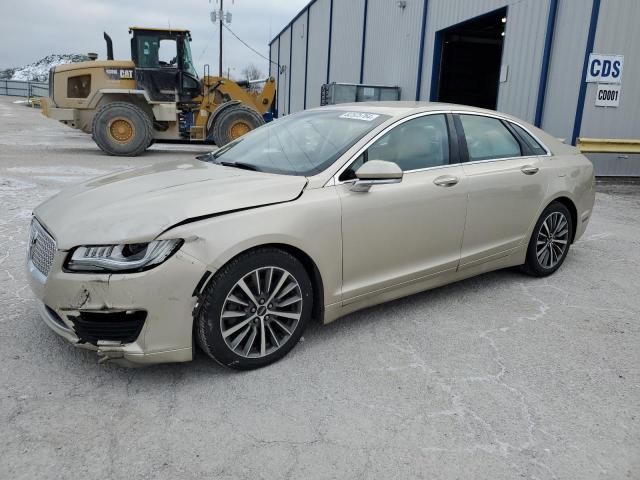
[
  {"x1": 459, "y1": 115, "x2": 521, "y2": 161},
  {"x1": 509, "y1": 123, "x2": 548, "y2": 155},
  {"x1": 340, "y1": 114, "x2": 450, "y2": 180}
]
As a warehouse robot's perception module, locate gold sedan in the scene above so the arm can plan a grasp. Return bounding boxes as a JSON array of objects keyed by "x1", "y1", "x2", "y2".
[{"x1": 26, "y1": 103, "x2": 595, "y2": 369}]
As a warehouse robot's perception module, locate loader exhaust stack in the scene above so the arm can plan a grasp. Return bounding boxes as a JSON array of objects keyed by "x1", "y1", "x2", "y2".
[{"x1": 104, "y1": 32, "x2": 114, "y2": 60}]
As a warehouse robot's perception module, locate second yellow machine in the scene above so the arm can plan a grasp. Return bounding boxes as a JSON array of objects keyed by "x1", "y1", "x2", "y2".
[{"x1": 42, "y1": 27, "x2": 276, "y2": 156}]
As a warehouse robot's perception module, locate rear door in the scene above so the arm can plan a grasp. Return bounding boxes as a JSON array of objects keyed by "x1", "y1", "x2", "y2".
[{"x1": 455, "y1": 113, "x2": 550, "y2": 268}]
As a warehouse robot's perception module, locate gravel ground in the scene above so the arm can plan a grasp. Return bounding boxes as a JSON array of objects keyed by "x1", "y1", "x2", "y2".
[{"x1": 1, "y1": 96, "x2": 638, "y2": 479}]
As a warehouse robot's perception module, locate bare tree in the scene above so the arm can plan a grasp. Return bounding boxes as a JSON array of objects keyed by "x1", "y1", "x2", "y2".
[
  {"x1": 240, "y1": 63, "x2": 264, "y2": 92},
  {"x1": 241, "y1": 63, "x2": 263, "y2": 82}
]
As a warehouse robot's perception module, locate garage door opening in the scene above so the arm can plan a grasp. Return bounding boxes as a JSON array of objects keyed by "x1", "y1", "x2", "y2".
[{"x1": 431, "y1": 8, "x2": 507, "y2": 110}]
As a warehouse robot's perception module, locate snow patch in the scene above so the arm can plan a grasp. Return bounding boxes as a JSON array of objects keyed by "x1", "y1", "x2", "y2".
[{"x1": 1, "y1": 54, "x2": 90, "y2": 82}]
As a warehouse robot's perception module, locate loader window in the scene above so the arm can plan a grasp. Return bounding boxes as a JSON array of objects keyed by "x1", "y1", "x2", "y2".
[
  {"x1": 67, "y1": 74, "x2": 91, "y2": 98},
  {"x1": 180, "y1": 38, "x2": 198, "y2": 78},
  {"x1": 158, "y1": 40, "x2": 177, "y2": 67},
  {"x1": 135, "y1": 35, "x2": 177, "y2": 68}
]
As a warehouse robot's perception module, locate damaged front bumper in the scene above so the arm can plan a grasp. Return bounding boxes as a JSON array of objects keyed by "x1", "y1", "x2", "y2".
[{"x1": 27, "y1": 247, "x2": 208, "y2": 367}]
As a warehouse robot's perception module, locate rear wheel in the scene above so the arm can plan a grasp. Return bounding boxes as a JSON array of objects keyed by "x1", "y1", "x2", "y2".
[
  {"x1": 211, "y1": 104, "x2": 265, "y2": 147},
  {"x1": 92, "y1": 102, "x2": 153, "y2": 156},
  {"x1": 522, "y1": 202, "x2": 573, "y2": 277},
  {"x1": 195, "y1": 248, "x2": 313, "y2": 370}
]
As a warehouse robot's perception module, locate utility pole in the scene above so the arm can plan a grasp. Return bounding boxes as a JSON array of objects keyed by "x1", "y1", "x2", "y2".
[
  {"x1": 219, "y1": 0, "x2": 223, "y2": 77},
  {"x1": 210, "y1": 0, "x2": 232, "y2": 77}
]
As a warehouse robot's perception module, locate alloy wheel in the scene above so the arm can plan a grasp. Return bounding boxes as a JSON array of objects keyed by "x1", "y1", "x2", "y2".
[
  {"x1": 220, "y1": 267, "x2": 303, "y2": 358},
  {"x1": 536, "y1": 211, "x2": 569, "y2": 269}
]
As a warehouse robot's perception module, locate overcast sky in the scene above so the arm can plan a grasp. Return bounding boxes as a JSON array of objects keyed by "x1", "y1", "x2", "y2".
[{"x1": 0, "y1": 0, "x2": 309, "y2": 76}]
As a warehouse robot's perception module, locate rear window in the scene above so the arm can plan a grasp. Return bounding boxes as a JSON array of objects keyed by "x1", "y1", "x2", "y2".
[{"x1": 459, "y1": 114, "x2": 521, "y2": 161}]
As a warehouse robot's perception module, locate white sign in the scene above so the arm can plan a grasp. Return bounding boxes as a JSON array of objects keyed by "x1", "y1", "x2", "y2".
[
  {"x1": 339, "y1": 112, "x2": 380, "y2": 122},
  {"x1": 595, "y1": 84, "x2": 621, "y2": 107},
  {"x1": 586, "y1": 54, "x2": 624, "y2": 83}
]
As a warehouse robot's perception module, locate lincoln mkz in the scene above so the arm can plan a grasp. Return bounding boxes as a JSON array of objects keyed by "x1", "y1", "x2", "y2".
[{"x1": 26, "y1": 103, "x2": 595, "y2": 369}]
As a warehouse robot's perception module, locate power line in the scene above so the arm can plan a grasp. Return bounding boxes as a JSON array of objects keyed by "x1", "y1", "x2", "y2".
[{"x1": 222, "y1": 23, "x2": 277, "y2": 65}]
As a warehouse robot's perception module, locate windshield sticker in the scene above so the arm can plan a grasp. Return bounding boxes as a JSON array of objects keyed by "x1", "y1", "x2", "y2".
[{"x1": 339, "y1": 112, "x2": 380, "y2": 122}]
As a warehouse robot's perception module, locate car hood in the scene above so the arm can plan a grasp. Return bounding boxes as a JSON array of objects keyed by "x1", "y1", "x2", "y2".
[{"x1": 34, "y1": 159, "x2": 307, "y2": 249}]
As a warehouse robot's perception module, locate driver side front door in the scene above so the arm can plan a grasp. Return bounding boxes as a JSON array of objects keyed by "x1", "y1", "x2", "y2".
[{"x1": 337, "y1": 113, "x2": 468, "y2": 305}]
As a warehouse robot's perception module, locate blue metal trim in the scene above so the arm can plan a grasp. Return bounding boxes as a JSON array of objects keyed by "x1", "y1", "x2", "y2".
[
  {"x1": 359, "y1": 0, "x2": 369, "y2": 84},
  {"x1": 269, "y1": 0, "x2": 319, "y2": 46},
  {"x1": 534, "y1": 0, "x2": 558, "y2": 127},
  {"x1": 327, "y1": 0, "x2": 334, "y2": 84},
  {"x1": 572, "y1": 0, "x2": 601, "y2": 146},
  {"x1": 415, "y1": 0, "x2": 429, "y2": 100},
  {"x1": 288, "y1": 26, "x2": 293, "y2": 114},
  {"x1": 304, "y1": 8, "x2": 310, "y2": 109},
  {"x1": 428, "y1": 30, "x2": 442, "y2": 101}
]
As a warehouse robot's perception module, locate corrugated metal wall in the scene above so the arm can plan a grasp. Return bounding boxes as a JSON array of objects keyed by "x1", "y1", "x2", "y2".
[
  {"x1": 580, "y1": 0, "x2": 640, "y2": 139},
  {"x1": 305, "y1": 0, "x2": 331, "y2": 109},
  {"x1": 329, "y1": 0, "x2": 365, "y2": 84},
  {"x1": 540, "y1": 0, "x2": 592, "y2": 142},
  {"x1": 495, "y1": 0, "x2": 548, "y2": 121},
  {"x1": 289, "y1": 14, "x2": 308, "y2": 113},
  {"x1": 269, "y1": 0, "x2": 639, "y2": 174},
  {"x1": 269, "y1": 41, "x2": 279, "y2": 81},
  {"x1": 419, "y1": 0, "x2": 549, "y2": 122},
  {"x1": 277, "y1": 26, "x2": 292, "y2": 115},
  {"x1": 419, "y1": 0, "x2": 511, "y2": 102},
  {"x1": 362, "y1": 0, "x2": 425, "y2": 100}
]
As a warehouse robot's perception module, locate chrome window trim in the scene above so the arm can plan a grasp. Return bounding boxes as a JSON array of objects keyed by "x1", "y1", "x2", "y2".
[{"x1": 329, "y1": 109, "x2": 552, "y2": 187}]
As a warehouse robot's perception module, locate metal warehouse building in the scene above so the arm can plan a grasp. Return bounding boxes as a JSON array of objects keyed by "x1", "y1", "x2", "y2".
[{"x1": 269, "y1": 0, "x2": 639, "y2": 176}]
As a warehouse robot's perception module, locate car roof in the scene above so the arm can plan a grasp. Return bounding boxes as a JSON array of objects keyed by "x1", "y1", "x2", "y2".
[{"x1": 306, "y1": 101, "x2": 578, "y2": 156}]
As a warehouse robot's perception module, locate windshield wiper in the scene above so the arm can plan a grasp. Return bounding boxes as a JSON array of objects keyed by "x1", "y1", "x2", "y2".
[{"x1": 218, "y1": 161, "x2": 261, "y2": 172}]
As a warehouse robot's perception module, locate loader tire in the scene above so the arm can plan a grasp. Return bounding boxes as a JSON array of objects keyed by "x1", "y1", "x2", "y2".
[
  {"x1": 92, "y1": 102, "x2": 153, "y2": 156},
  {"x1": 211, "y1": 104, "x2": 265, "y2": 147}
]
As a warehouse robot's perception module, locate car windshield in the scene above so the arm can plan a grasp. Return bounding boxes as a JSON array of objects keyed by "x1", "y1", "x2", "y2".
[{"x1": 205, "y1": 110, "x2": 389, "y2": 176}]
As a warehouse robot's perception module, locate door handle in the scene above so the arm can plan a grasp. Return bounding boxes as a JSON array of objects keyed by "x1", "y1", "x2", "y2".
[
  {"x1": 433, "y1": 175, "x2": 459, "y2": 187},
  {"x1": 521, "y1": 165, "x2": 539, "y2": 175}
]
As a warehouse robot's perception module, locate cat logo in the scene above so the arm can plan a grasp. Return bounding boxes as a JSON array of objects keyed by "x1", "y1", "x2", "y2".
[{"x1": 104, "y1": 68, "x2": 134, "y2": 81}]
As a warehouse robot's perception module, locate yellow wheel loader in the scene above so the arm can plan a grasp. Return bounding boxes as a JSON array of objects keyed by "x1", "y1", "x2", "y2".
[{"x1": 41, "y1": 27, "x2": 276, "y2": 156}]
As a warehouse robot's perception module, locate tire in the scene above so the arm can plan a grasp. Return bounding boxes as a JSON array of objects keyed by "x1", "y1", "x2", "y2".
[
  {"x1": 211, "y1": 104, "x2": 265, "y2": 147},
  {"x1": 91, "y1": 102, "x2": 153, "y2": 156},
  {"x1": 522, "y1": 201, "x2": 573, "y2": 277},
  {"x1": 195, "y1": 248, "x2": 313, "y2": 370}
]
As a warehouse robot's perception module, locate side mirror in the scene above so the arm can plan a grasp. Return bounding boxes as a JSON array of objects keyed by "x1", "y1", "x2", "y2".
[{"x1": 350, "y1": 160, "x2": 403, "y2": 192}]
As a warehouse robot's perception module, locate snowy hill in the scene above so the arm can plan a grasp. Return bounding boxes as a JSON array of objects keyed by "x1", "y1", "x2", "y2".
[{"x1": 0, "y1": 54, "x2": 90, "y2": 82}]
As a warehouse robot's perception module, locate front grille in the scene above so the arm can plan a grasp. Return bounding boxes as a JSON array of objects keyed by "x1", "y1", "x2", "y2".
[
  {"x1": 69, "y1": 311, "x2": 147, "y2": 345},
  {"x1": 29, "y1": 219, "x2": 56, "y2": 277}
]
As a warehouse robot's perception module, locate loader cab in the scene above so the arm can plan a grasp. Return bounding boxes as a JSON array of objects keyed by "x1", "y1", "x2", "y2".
[{"x1": 129, "y1": 27, "x2": 200, "y2": 102}]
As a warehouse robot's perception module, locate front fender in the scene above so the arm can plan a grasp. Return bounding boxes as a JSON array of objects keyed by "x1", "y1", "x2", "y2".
[{"x1": 162, "y1": 187, "x2": 343, "y2": 309}]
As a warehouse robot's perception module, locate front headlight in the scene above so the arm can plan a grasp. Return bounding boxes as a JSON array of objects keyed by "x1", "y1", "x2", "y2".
[{"x1": 66, "y1": 239, "x2": 183, "y2": 273}]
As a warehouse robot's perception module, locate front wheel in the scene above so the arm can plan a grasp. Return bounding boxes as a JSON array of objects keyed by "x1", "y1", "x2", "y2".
[
  {"x1": 195, "y1": 248, "x2": 313, "y2": 370},
  {"x1": 91, "y1": 102, "x2": 153, "y2": 156},
  {"x1": 210, "y1": 104, "x2": 265, "y2": 147},
  {"x1": 522, "y1": 202, "x2": 573, "y2": 277}
]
